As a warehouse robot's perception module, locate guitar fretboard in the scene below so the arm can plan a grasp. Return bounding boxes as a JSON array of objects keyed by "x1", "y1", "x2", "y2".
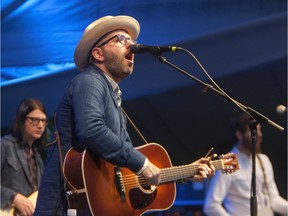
[{"x1": 159, "y1": 160, "x2": 223, "y2": 184}]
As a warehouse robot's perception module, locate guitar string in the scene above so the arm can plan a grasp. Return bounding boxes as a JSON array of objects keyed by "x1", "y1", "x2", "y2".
[
  {"x1": 122, "y1": 160, "x2": 226, "y2": 188},
  {"x1": 122, "y1": 164, "x2": 199, "y2": 182},
  {"x1": 122, "y1": 165, "x2": 202, "y2": 188},
  {"x1": 122, "y1": 160, "x2": 224, "y2": 181},
  {"x1": 119, "y1": 156, "x2": 237, "y2": 191}
]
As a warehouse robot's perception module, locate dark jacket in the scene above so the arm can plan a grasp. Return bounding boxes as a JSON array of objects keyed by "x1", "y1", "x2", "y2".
[
  {"x1": 35, "y1": 65, "x2": 146, "y2": 215},
  {"x1": 1, "y1": 134, "x2": 44, "y2": 208}
]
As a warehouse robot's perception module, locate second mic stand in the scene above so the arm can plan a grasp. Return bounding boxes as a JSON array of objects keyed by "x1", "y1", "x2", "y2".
[
  {"x1": 248, "y1": 119, "x2": 258, "y2": 216},
  {"x1": 154, "y1": 54, "x2": 284, "y2": 216}
]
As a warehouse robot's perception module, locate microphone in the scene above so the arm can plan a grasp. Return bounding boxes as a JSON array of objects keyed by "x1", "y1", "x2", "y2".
[
  {"x1": 276, "y1": 105, "x2": 287, "y2": 114},
  {"x1": 130, "y1": 44, "x2": 182, "y2": 54}
]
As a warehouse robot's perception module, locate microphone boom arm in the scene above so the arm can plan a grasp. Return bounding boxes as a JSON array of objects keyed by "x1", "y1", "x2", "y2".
[{"x1": 154, "y1": 54, "x2": 284, "y2": 131}]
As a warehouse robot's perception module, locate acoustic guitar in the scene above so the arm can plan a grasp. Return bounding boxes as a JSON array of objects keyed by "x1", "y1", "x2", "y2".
[
  {"x1": 0, "y1": 191, "x2": 38, "y2": 216},
  {"x1": 63, "y1": 143, "x2": 239, "y2": 216}
]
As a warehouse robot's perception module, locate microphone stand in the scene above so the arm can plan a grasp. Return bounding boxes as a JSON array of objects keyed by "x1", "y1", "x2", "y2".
[
  {"x1": 248, "y1": 119, "x2": 258, "y2": 216},
  {"x1": 153, "y1": 54, "x2": 284, "y2": 216}
]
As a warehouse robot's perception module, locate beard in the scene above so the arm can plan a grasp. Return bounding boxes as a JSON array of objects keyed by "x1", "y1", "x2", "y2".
[
  {"x1": 243, "y1": 136, "x2": 262, "y2": 153},
  {"x1": 103, "y1": 52, "x2": 133, "y2": 80}
]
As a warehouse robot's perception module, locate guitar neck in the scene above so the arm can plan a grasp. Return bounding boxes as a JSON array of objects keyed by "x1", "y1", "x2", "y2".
[{"x1": 159, "y1": 159, "x2": 223, "y2": 184}]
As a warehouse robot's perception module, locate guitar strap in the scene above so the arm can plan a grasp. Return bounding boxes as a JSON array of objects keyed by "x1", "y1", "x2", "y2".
[
  {"x1": 121, "y1": 108, "x2": 148, "y2": 144},
  {"x1": 45, "y1": 113, "x2": 79, "y2": 196},
  {"x1": 54, "y1": 128, "x2": 79, "y2": 196},
  {"x1": 257, "y1": 154, "x2": 270, "y2": 198},
  {"x1": 257, "y1": 154, "x2": 273, "y2": 215}
]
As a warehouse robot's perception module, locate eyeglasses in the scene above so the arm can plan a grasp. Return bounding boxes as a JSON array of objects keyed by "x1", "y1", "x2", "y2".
[
  {"x1": 26, "y1": 116, "x2": 48, "y2": 126},
  {"x1": 97, "y1": 34, "x2": 136, "y2": 48}
]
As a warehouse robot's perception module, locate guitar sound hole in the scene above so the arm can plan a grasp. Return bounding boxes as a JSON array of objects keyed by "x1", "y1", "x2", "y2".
[{"x1": 129, "y1": 187, "x2": 157, "y2": 210}]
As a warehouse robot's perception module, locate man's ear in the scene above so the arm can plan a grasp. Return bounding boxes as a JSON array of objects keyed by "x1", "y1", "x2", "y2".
[
  {"x1": 235, "y1": 130, "x2": 243, "y2": 141},
  {"x1": 91, "y1": 47, "x2": 104, "y2": 61}
]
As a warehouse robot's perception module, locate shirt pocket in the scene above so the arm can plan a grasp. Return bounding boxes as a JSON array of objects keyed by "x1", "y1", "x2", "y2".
[{"x1": 7, "y1": 157, "x2": 22, "y2": 171}]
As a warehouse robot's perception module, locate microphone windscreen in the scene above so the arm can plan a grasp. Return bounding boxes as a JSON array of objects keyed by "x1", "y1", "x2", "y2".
[{"x1": 276, "y1": 105, "x2": 287, "y2": 114}]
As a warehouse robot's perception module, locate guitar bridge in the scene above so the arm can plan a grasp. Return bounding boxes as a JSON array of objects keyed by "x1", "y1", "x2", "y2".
[{"x1": 115, "y1": 166, "x2": 126, "y2": 202}]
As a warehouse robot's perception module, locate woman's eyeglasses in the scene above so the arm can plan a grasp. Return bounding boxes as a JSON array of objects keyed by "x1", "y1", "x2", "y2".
[{"x1": 26, "y1": 116, "x2": 48, "y2": 126}]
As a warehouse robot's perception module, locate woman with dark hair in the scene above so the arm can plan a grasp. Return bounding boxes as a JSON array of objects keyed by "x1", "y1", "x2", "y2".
[{"x1": 1, "y1": 98, "x2": 48, "y2": 216}]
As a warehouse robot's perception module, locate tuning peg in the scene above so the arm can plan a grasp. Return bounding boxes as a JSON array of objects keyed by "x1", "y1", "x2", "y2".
[{"x1": 210, "y1": 154, "x2": 218, "y2": 160}]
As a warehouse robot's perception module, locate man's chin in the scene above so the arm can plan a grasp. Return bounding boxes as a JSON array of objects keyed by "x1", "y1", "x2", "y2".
[
  {"x1": 256, "y1": 147, "x2": 262, "y2": 154},
  {"x1": 251, "y1": 146, "x2": 261, "y2": 154},
  {"x1": 121, "y1": 70, "x2": 133, "y2": 78}
]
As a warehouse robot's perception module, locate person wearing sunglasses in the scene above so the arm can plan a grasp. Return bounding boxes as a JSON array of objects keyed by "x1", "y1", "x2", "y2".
[
  {"x1": 35, "y1": 15, "x2": 215, "y2": 216},
  {"x1": 1, "y1": 98, "x2": 48, "y2": 216}
]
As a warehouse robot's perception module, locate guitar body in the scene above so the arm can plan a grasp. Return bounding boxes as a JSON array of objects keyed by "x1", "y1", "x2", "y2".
[{"x1": 63, "y1": 143, "x2": 176, "y2": 216}]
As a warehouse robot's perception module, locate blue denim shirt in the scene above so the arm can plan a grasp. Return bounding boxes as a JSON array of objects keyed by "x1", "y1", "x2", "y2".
[{"x1": 35, "y1": 65, "x2": 146, "y2": 215}]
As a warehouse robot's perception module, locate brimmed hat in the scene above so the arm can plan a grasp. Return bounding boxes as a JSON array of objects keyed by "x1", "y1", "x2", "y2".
[{"x1": 74, "y1": 15, "x2": 140, "y2": 71}]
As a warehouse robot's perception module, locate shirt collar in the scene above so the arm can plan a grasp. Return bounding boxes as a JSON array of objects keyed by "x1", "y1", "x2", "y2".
[
  {"x1": 103, "y1": 73, "x2": 122, "y2": 106},
  {"x1": 103, "y1": 73, "x2": 119, "y2": 92}
]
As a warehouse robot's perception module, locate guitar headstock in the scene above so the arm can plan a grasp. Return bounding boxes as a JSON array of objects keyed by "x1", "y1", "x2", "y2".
[{"x1": 218, "y1": 153, "x2": 239, "y2": 174}]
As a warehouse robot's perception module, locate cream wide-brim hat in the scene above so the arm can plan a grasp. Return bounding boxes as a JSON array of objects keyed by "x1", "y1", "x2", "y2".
[{"x1": 74, "y1": 15, "x2": 140, "y2": 71}]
